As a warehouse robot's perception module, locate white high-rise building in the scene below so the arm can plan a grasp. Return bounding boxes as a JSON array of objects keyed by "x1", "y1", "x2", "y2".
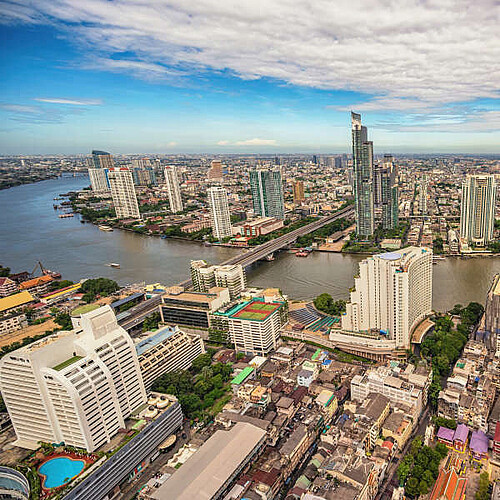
[
  {"x1": 191, "y1": 260, "x2": 246, "y2": 299},
  {"x1": 460, "y1": 174, "x2": 496, "y2": 246},
  {"x1": 107, "y1": 167, "x2": 141, "y2": 219},
  {"x1": 88, "y1": 167, "x2": 110, "y2": 193},
  {"x1": 342, "y1": 247, "x2": 433, "y2": 349},
  {"x1": 207, "y1": 186, "x2": 232, "y2": 240},
  {"x1": 0, "y1": 306, "x2": 147, "y2": 451},
  {"x1": 164, "y1": 166, "x2": 183, "y2": 213}
]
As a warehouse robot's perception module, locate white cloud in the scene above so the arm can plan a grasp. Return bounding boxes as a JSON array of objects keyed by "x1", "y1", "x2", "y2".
[
  {"x1": 166, "y1": 141, "x2": 177, "y2": 146},
  {"x1": 34, "y1": 98, "x2": 102, "y2": 105},
  {"x1": 2, "y1": 0, "x2": 499, "y2": 110},
  {"x1": 235, "y1": 138, "x2": 277, "y2": 146},
  {"x1": 216, "y1": 140, "x2": 230, "y2": 145}
]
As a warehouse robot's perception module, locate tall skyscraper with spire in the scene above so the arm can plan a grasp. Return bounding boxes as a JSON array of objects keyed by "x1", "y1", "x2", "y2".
[{"x1": 351, "y1": 112, "x2": 374, "y2": 237}]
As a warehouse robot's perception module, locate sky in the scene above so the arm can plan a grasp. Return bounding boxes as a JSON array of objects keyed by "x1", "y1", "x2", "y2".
[{"x1": 0, "y1": 0, "x2": 499, "y2": 155}]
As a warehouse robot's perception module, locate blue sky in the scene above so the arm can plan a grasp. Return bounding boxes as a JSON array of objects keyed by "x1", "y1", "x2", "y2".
[{"x1": 1, "y1": 0, "x2": 499, "y2": 155}]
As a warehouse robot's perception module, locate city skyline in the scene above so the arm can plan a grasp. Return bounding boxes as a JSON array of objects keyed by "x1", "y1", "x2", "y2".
[{"x1": 1, "y1": 1, "x2": 499, "y2": 154}]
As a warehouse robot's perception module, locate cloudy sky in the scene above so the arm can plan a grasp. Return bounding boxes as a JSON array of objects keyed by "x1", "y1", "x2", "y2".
[{"x1": 1, "y1": 0, "x2": 499, "y2": 154}]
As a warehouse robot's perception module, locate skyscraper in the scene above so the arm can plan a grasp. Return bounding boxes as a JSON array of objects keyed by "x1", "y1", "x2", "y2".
[
  {"x1": 88, "y1": 167, "x2": 110, "y2": 193},
  {"x1": 292, "y1": 180, "x2": 305, "y2": 204},
  {"x1": 108, "y1": 167, "x2": 141, "y2": 219},
  {"x1": 351, "y1": 112, "x2": 374, "y2": 237},
  {"x1": 191, "y1": 260, "x2": 246, "y2": 299},
  {"x1": 460, "y1": 174, "x2": 496, "y2": 246},
  {"x1": 342, "y1": 247, "x2": 433, "y2": 349},
  {"x1": 164, "y1": 165, "x2": 184, "y2": 213},
  {"x1": 208, "y1": 186, "x2": 232, "y2": 240},
  {"x1": 208, "y1": 160, "x2": 223, "y2": 181},
  {"x1": 419, "y1": 175, "x2": 428, "y2": 215},
  {"x1": 0, "y1": 305, "x2": 147, "y2": 451},
  {"x1": 250, "y1": 168, "x2": 285, "y2": 219},
  {"x1": 92, "y1": 150, "x2": 114, "y2": 169},
  {"x1": 380, "y1": 155, "x2": 398, "y2": 230}
]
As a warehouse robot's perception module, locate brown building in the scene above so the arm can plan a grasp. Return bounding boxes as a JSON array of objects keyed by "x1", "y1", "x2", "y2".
[{"x1": 293, "y1": 180, "x2": 305, "y2": 204}]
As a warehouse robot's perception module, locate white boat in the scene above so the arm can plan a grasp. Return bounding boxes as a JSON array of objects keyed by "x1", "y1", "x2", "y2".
[
  {"x1": 107, "y1": 263, "x2": 120, "y2": 268},
  {"x1": 98, "y1": 225, "x2": 114, "y2": 232}
]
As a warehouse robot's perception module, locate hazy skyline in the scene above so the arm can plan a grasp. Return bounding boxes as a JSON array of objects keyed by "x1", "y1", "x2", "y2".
[{"x1": 1, "y1": 0, "x2": 499, "y2": 154}]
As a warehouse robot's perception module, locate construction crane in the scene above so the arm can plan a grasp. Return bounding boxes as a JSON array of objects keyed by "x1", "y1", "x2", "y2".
[{"x1": 29, "y1": 261, "x2": 61, "y2": 279}]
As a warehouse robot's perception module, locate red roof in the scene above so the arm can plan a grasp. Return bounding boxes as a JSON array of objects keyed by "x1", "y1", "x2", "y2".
[
  {"x1": 430, "y1": 467, "x2": 467, "y2": 500},
  {"x1": 494, "y1": 422, "x2": 500, "y2": 443}
]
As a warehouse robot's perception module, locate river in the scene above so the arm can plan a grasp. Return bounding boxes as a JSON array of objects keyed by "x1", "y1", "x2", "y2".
[{"x1": 1, "y1": 176, "x2": 498, "y2": 312}]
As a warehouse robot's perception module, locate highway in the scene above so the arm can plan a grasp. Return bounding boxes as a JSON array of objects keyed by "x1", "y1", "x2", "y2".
[{"x1": 178, "y1": 206, "x2": 354, "y2": 288}]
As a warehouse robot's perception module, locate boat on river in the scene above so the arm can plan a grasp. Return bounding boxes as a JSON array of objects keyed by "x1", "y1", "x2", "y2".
[
  {"x1": 98, "y1": 225, "x2": 113, "y2": 232},
  {"x1": 107, "y1": 263, "x2": 120, "y2": 268}
]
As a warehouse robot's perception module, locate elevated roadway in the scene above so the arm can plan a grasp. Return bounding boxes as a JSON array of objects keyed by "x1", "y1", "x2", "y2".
[{"x1": 178, "y1": 206, "x2": 354, "y2": 288}]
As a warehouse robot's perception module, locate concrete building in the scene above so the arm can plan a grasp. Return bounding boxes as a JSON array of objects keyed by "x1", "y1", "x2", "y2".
[
  {"x1": 151, "y1": 422, "x2": 266, "y2": 500},
  {"x1": 250, "y1": 168, "x2": 285, "y2": 219},
  {"x1": 0, "y1": 466, "x2": 30, "y2": 499},
  {"x1": 132, "y1": 167, "x2": 156, "y2": 186},
  {"x1": 212, "y1": 298, "x2": 288, "y2": 355},
  {"x1": 91, "y1": 150, "x2": 114, "y2": 169},
  {"x1": 380, "y1": 156, "x2": 398, "y2": 230},
  {"x1": 419, "y1": 175, "x2": 428, "y2": 215},
  {"x1": 208, "y1": 186, "x2": 232, "y2": 240},
  {"x1": 163, "y1": 165, "x2": 183, "y2": 213},
  {"x1": 342, "y1": 247, "x2": 433, "y2": 349},
  {"x1": 234, "y1": 217, "x2": 284, "y2": 239},
  {"x1": 135, "y1": 325, "x2": 205, "y2": 391},
  {"x1": 191, "y1": 260, "x2": 246, "y2": 299},
  {"x1": 208, "y1": 159, "x2": 223, "y2": 181},
  {"x1": 483, "y1": 274, "x2": 500, "y2": 353},
  {"x1": 293, "y1": 180, "x2": 305, "y2": 204},
  {"x1": 351, "y1": 112, "x2": 374, "y2": 237},
  {"x1": 160, "y1": 286, "x2": 230, "y2": 330},
  {"x1": 108, "y1": 167, "x2": 141, "y2": 219},
  {"x1": 460, "y1": 174, "x2": 496, "y2": 246},
  {"x1": 88, "y1": 167, "x2": 110, "y2": 193},
  {"x1": 0, "y1": 305, "x2": 147, "y2": 451},
  {"x1": 0, "y1": 277, "x2": 17, "y2": 297}
]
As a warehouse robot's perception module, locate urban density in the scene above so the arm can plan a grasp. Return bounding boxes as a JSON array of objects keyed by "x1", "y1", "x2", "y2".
[{"x1": 1, "y1": 2, "x2": 500, "y2": 500}]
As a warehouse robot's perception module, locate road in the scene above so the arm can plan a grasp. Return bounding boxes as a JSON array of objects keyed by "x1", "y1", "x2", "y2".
[
  {"x1": 178, "y1": 206, "x2": 354, "y2": 288},
  {"x1": 118, "y1": 295, "x2": 162, "y2": 332}
]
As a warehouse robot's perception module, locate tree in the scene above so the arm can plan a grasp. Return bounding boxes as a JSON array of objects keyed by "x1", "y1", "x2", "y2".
[
  {"x1": 0, "y1": 266, "x2": 10, "y2": 277},
  {"x1": 142, "y1": 312, "x2": 161, "y2": 332},
  {"x1": 191, "y1": 353, "x2": 213, "y2": 373},
  {"x1": 476, "y1": 472, "x2": 490, "y2": 500},
  {"x1": 80, "y1": 278, "x2": 119, "y2": 297},
  {"x1": 405, "y1": 477, "x2": 420, "y2": 497},
  {"x1": 54, "y1": 312, "x2": 72, "y2": 330}
]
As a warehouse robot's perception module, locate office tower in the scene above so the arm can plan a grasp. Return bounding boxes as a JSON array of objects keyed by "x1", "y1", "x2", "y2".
[
  {"x1": 88, "y1": 167, "x2": 110, "y2": 192},
  {"x1": 132, "y1": 167, "x2": 157, "y2": 186},
  {"x1": 107, "y1": 167, "x2": 141, "y2": 219},
  {"x1": 482, "y1": 274, "x2": 500, "y2": 353},
  {"x1": 208, "y1": 160, "x2": 223, "y2": 181},
  {"x1": 164, "y1": 166, "x2": 184, "y2": 213},
  {"x1": 92, "y1": 150, "x2": 114, "y2": 169},
  {"x1": 460, "y1": 174, "x2": 496, "y2": 246},
  {"x1": 132, "y1": 158, "x2": 153, "y2": 169},
  {"x1": 191, "y1": 260, "x2": 246, "y2": 299},
  {"x1": 419, "y1": 175, "x2": 428, "y2": 215},
  {"x1": 292, "y1": 180, "x2": 305, "y2": 204},
  {"x1": 342, "y1": 247, "x2": 433, "y2": 349},
  {"x1": 212, "y1": 298, "x2": 287, "y2": 355},
  {"x1": 351, "y1": 112, "x2": 374, "y2": 237},
  {"x1": 135, "y1": 325, "x2": 205, "y2": 391},
  {"x1": 274, "y1": 156, "x2": 280, "y2": 166},
  {"x1": 208, "y1": 186, "x2": 232, "y2": 240},
  {"x1": 250, "y1": 168, "x2": 285, "y2": 219},
  {"x1": 312, "y1": 155, "x2": 318, "y2": 165},
  {"x1": 380, "y1": 156, "x2": 398, "y2": 230},
  {"x1": 334, "y1": 156, "x2": 343, "y2": 169},
  {"x1": 0, "y1": 306, "x2": 147, "y2": 451}
]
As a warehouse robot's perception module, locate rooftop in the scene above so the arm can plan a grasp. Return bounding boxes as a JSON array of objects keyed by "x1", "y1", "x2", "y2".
[
  {"x1": 231, "y1": 366, "x2": 255, "y2": 385},
  {"x1": 151, "y1": 422, "x2": 266, "y2": 500},
  {"x1": 19, "y1": 275, "x2": 54, "y2": 289},
  {"x1": 71, "y1": 303, "x2": 101, "y2": 317},
  {"x1": 223, "y1": 299, "x2": 282, "y2": 321},
  {"x1": 0, "y1": 290, "x2": 35, "y2": 313},
  {"x1": 52, "y1": 355, "x2": 83, "y2": 371},
  {"x1": 135, "y1": 325, "x2": 181, "y2": 356}
]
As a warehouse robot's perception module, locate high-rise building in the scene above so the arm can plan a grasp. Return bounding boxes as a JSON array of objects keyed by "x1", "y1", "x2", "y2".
[
  {"x1": 481, "y1": 274, "x2": 500, "y2": 353},
  {"x1": 250, "y1": 168, "x2": 285, "y2": 219},
  {"x1": 460, "y1": 174, "x2": 496, "y2": 246},
  {"x1": 0, "y1": 305, "x2": 147, "y2": 451},
  {"x1": 132, "y1": 167, "x2": 157, "y2": 186},
  {"x1": 191, "y1": 260, "x2": 246, "y2": 299},
  {"x1": 132, "y1": 158, "x2": 153, "y2": 169},
  {"x1": 208, "y1": 186, "x2": 232, "y2": 240},
  {"x1": 208, "y1": 160, "x2": 223, "y2": 181},
  {"x1": 88, "y1": 167, "x2": 110, "y2": 193},
  {"x1": 380, "y1": 156, "x2": 398, "y2": 230},
  {"x1": 351, "y1": 112, "x2": 374, "y2": 237},
  {"x1": 135, "y1": 325, "x2": 205, "y2": 391},
  {"x1": 419, "y1": 175, "x2": 428, "y2": 215},
  {"x1": 92, "y1": 150, "x2": 114, "y2": 169},
  {"x1": 164, "y1": 166, "x2": 183, "y2": 213},
  {"x1": 108, "y1": 167, "x2": 141, "y2": 219},
  {"x1": 292, "y1": 180, "x2": 305, "y2": 204},
  {"x1": 342, "y1": 247, "x2": 433, "y2": 349}
]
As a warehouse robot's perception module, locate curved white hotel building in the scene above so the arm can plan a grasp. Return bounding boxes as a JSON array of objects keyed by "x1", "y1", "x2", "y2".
[{"x1": 341, "y1": 246, "x2": 433, "y2": 349}]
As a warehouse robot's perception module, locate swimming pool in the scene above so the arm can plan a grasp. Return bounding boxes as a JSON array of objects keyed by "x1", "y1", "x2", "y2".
[{"x1": 39, "y1": 457, "x2": 85, "y2": 489}]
